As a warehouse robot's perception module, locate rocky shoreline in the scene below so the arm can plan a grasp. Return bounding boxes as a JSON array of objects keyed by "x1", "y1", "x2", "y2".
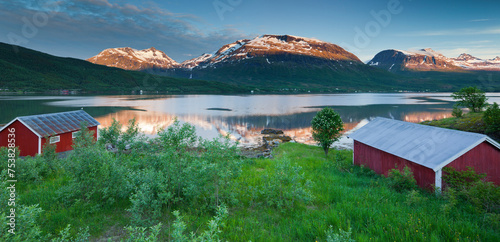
[{"x1": 239, "y1": 129, "x2": 294, "y2": 158}]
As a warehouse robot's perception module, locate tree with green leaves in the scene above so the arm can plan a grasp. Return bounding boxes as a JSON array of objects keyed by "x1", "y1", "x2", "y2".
[
  {"x1": 451, "y1": 87, "x2": 488, "y2": 112},
  {"x1": 311, "y1": 107, "x2": 344, "y2": 157}
]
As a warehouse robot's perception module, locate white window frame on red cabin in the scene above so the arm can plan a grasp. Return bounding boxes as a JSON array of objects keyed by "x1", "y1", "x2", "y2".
[
  {"x1": 72, "y1": 131, "x2": 80, "y2": 139},
  {"x1": 50, "y1": 136, "x2": 60, "y2": 144}
]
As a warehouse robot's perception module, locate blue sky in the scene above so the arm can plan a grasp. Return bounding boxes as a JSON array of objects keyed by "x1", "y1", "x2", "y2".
[{"x1": 0, "y1": 0, "x2": 499, "y2": 62}]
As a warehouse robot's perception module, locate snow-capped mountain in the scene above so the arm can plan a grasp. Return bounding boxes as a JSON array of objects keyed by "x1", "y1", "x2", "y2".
[
  {"x1": 450, "y1": 54, "x2": 500, "y2": 70},
  {"x1": 180, "y1": 53, "x2": 214, "y2": 69},
  {"x1": 87, "y1": 47, "x2": 179, "y2": 70},
  {"x1": 369, "y1": 49, "x2": 500, "y2": 72},
  {"x1": 182, "y1": 34, "x2": 362, "y2": 68}
]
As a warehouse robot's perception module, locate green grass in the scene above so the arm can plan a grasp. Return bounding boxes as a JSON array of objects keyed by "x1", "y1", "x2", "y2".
[
  {"x1": 421, "y1": 112, "x2": 487, "y2": 133},
  {"x1": 12, "y1": 143, "x2": 499, "y2": 241}
]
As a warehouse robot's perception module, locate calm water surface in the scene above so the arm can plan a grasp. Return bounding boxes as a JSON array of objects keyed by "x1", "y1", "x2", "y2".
[{"x1": 2, "y1": 93, "x2": 499, "y2": 148}]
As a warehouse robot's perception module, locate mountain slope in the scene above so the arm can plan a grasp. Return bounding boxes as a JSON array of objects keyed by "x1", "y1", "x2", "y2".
[
  {"x1": 179, "y1": 35, "x2": 362, "y2": 68},
  {"x1": 0, "y1": 42, "x2": 247, "y2": 93},
  {"x1": 369, "y1": 49, "x2": 500, "y2": 72},
  {"x1": 162, "y1": 35, "x2": 405, "y2": 91},
  {"x1": 87, "y1": 47, "x2": 179, "y2": 70}
]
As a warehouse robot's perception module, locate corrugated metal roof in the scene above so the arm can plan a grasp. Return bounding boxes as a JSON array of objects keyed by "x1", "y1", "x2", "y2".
[
  {"x1": 348, "y1": 117, "x2": 500, "y2": 171},
  {"x1": 15, "y1": 110, "x2": 99, "y2": 137}
]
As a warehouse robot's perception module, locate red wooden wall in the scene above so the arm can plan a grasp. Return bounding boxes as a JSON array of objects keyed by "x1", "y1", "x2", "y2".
[
  {"x1": 0, "y1": 120, "x2": 39, "y2": 157},
  {"x1": 1, "y1": 122, "x2": 98, "y2": 157},
  {"x1": 353, "y1": 140, "x2": 436, "y2": 190},
  {"x1": 446, "y1": 141, "x2": 500, "y2": 186},
  {"x1": 40, "y1": 126, "x2": 98, "y2": 154}
]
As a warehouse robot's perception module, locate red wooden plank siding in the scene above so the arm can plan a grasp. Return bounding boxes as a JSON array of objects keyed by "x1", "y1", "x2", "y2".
[
  {"x1": 446, "y1": 142, "x2": 500, "y2": 186},
  {"x1": 0, "y1": 120, "x2": 39, "y2": 157},
  {"x1": 44, "y1": 126, "x2": 98, "y2": 154},
  {"x1": 354, "y1": 140, "x2": 436, "y2": 190}
]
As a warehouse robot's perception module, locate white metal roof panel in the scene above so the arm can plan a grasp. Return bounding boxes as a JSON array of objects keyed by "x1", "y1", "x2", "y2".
[
  {"x1": 348, "y1": 117, "x2": 500, "y2": 171},
  {"x1": 12, "y1": 110, "x2": 100, "y2": 137}
]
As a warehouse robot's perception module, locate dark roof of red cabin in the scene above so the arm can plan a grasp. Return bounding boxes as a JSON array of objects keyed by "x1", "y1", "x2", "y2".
[{"x1": 0, "y1": 110, "x2": 100, "y2": 138}]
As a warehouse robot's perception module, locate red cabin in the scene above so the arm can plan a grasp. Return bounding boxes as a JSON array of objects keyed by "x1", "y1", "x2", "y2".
[
  {"x1": 349, "y1": 117, "x2": 500, "y2": 190},
  {"x1": 0, "y1": 110, "x2": 99, "y2": 156}
]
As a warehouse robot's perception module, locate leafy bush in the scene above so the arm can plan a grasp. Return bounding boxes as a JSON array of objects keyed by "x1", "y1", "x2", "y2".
[
  {"x1": 464, "y1": 180, "x2": 500, "y2": 213},
  {"x1": 311, "y1": 107, "x2": 344, "y2": 156},
  {"x1": 325, "y1": 226, "x2": 355, "y2": 242},
  {"x1": 443, "y1": 167, "x2": 486, "y2": 190},
  {"x1": 0, "y1": 204, "x2": 44, "y2": 241},
  {"x1": 50, "y1": 224, "x2": 90, "y2": 242},
  {"x1": 170, "y1": 205, "x2": 228, "y2": 242},
  {"x1": 184, "y1": 136, "x2": 242, "y2": 209},
  {"x1": 259, "y1": 158, "x2": 314, "y2": 209},
  {"x1": 451, "y1": 105, "x2": 463, "y2": 118},
  {"x1": 387, "y1": 166, "x2": 417, "y2": 192},
  {"x1": 157, "y1": 119, "x2": 199, "y2": 151},
  {"x1": 16, "y1": 155, "x2": 49, "y2": 183},
  {"x1": 127, "y1": 168, "x2": 172, "y2": 226},
  {"x1": 443, "y1": 167, "x2": 500, "y2": 213},
  {"x1": 484, "y1": 102, "x2": 500, "y2": 134},
  {"x1": 99, "y1": 118, "x2": 145, "y2": 154},
  {"x1": 41, "y1": 141, "x2": 58, "y2": 172},
  {"x1": 61, "y1": 145, "x2": 130, "y2": 206},
  {"x1": 405, "y1": 190, "x2": 428, "y2": 206},
  {"x1": 124, "y1": 223, "x2": 162, "y2": 242}
]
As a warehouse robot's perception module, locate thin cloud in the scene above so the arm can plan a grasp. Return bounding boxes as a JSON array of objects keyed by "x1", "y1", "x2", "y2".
[
  {"x1": 399, "y1": 27, "x2": 500, "y2": 37},
  {"x1": 470, "y1": 19, "x2": 491, "y2": 22}
]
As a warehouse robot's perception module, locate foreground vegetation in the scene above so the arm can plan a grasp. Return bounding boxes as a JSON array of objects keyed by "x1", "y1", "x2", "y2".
[{"x1": 1, "y1": 120, "x2": 499, "y2": 241}]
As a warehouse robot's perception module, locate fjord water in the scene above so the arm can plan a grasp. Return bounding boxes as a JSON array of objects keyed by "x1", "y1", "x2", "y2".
[{"x1": 2, "y1": 93, "x2": 499, "y2": 148}]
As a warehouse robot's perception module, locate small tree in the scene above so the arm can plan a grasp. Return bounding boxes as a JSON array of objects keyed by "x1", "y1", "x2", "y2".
[
  {"x1": 311, "y1": 107, "x2": 344, "y2": 157},
  {"x1": 451, "y1": 87, "x2": 488, "y2": 112}
]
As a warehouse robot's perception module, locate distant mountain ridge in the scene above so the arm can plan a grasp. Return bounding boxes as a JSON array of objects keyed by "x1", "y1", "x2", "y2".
[
  {"x1": 87, "y1": 47, "x2": 179, "y2": 70},
  {"x1": 368, "y1": 48, "x2": 500, "y2": 72},
  {"x1": 88, "y1": 35, "x2": 363, "y2": 70}
]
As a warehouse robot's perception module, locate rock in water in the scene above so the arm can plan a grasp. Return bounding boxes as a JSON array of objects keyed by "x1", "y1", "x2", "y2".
[{"x1": 261, "y1": 129, "x2": 284, "y2": 135}]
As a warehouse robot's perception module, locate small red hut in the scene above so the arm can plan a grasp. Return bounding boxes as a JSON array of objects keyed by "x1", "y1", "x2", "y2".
[
  {"x1": 349, "y1": 117, "x2": 500, "y2": 190},
  {"x1": 0, "y1": 110, "x2": 100, "y2": 156}
]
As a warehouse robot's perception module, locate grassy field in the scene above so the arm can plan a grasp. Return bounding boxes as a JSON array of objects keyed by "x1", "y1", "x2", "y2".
[
  {"x1": 4, "y1": 138, "x2": 499, "y2": 241},
  {"x1": 422, "y1": 111, "x2": 500, "y2": 142}
]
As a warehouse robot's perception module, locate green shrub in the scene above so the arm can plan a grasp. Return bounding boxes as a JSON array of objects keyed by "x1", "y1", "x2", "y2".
[
  {"x1": 484, "y1": 102, "x2": 500, "y2": 134},
  {"x1": 443, "y1": 167, "x2": 500, "y2": 214},
  {"x1": 405, "y1": 190, "x2": 428, "y2": 206},
  {"x1": 387, "y1": 166, "x2": 417, "y2": 192},
  {"x1": 259, "y1": 157, "x2": 314, "y2": 209},
  {"x1": 41, "y1": 141, "x2": 58, "y2": 173},
  {"x1": 50, "y1": 224, "x2": 90, "y2": 242},
  {"x1": 170, "y1": 205, "x2": 228, "y2": 242},
  {"x1": 463, "y1": 180, "x2": 500, "y2": 213},
  {"x1": 325, "y1": 226, "x2": 355, "y2": 242},
  {"x1": 124, "y1": 223, "x2": 162, "y2": 242},
  {"x1": 127, "y1": 168, "x2": 172, "y2": 226},
  {"x1": 157, "y1": 119, "x2": 199, "y2": 151},
  {"x1": 451, "y1": 105, "x2": 463, "y2": 118},
  {"x1": 99, "y1": 118, "x2": 146, "y2": 154},
  {"x1": 183, "y1": 136, "x2": 242, "y2": 209},
  {"x1": 0, "y1": 204, "x2": 44, "y2": 241},
  {"x1": 16, "y1": 155, "x2": 49, "y2": 183},
  {"x1": 443, "y1": 167, "x2": 486, "y2": 190},
  {"x1": 61, "y1": 146, "x2": 130, "y2": 206}
]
